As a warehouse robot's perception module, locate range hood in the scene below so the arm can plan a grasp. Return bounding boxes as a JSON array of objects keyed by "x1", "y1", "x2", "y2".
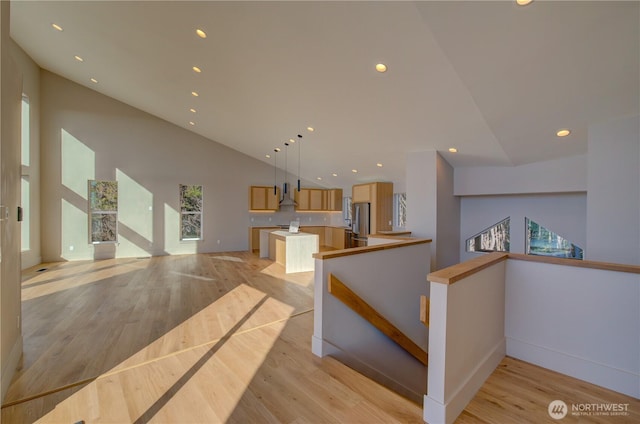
[{"x1": 279, "y1": 183, "x2": 297, "y2": 207}]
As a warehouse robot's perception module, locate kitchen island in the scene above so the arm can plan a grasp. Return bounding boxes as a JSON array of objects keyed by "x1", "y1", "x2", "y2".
[{"x1": 269, "y1": 231, "x2": 319, "y2": 273}]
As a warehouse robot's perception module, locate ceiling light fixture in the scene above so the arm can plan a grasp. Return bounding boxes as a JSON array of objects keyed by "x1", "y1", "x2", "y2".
[
  {"x1": 376, "y1": 163, "x2": 383, "y2": 167},
  {"x1": 516, "y1": 0, "x2": 533, "y2": 6},
  {"x1": 192, "y1": 66, "x2": 202, "y2": 73},
  {"x1": 352, "y1": 169, "x2": 358, "y2": 173},
  {"x1": 191, "y1": 91, "x2": 199, "y2": 97},
  {"x1": 52, "y1": 23, "x2": 63, "y2": 31},
  {"x1": 74, "y1": 55, "x2": 84, "y2": 62},
  {"x1": 189, "y1": 108, "x2": 196, "y2": 113},
  {"x1": 289, "y1": 138, "x2": 295, "y2": 143},
  {"x1": 266, "y1": 154, "x2": 271, "y2": 159},
  {"x1": 317, "y1": 177, "x2": 322, "y2": 181},
  {"x1": 196, "y1": 29, "x2": 207, "y2": 39},
  {"x1": 90, "y1": 78, "x2": 98, "y2": 83},
  {"x1": 448, "y1": 147, "x2": 458, "y2": 153},
  {"x1": 332, "y1": 173, "x2": 338, "y2": 177},
  {"x1": 375, "y1": 63, "x2": 387, "y2": 73},
  {"x1": 556, "y1": 129, "x2": 571, "y2": 137},
  {"x1": 307, "y1": 127, "x2": 314, "y2": 132},
  {"x1": 189, "y1": 121, "x2": 195, "y2": 126}
]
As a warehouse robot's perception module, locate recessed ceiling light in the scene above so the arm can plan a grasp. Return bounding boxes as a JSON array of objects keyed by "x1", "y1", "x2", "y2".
[
  {"x1": 289, "y1": 138, "x2": 295, "y2": 143},
  {"x1": 317, "y1": 177, "x2": 322, "y2": 181},
  {"x1": 516, "y1": 0, "x2": 533, "y2": 6},
  {"x1": 189, "y1": 108, "x2": 196, "y2": 113},
  {"x1": 332, "y1": 173, "x2": 338, "y2": 177},
  {"x1": 90, "y1": 78, "x2": 98, "y2": 83},
  {"x1": 192, "y1": 66, "x2": 202, "y2": 73},
  {"x1": 189, "y1": 121, "x2": 195, "y2": 126},
  {"x1": 52, "y1": 23, "x2": 63, "y2": 31},
  {"x1": 556, "y1": 129, "x2": 571, "y2": 137},
  {"x1": 375, "y1": 63, "x2": 387, "y2": 73},
  {"x1": 307, "y1": 127, "x2": 314, "y2": 132},
  {"x1": 191, "y1": 91, "x2": 199, "y2": 97},
  {"x1": 266, "y1": 154, "x2": 271, "y2": 158},
  {"x1": 376, "y1": 163, "x2": 383, "y2": 167},
  {"x1": 448, "y1": 147, "x2": 458, "y2": 153},
  {"x1": 274, "y1": 147, "x2": 281, "y2": 152},
  {"x1": 74, "y1": 55, "x2": 84, "y2": 62},
  {"x1": 196, "y1": 29, "x2": 207, "y2": 39},
  {"x1": 352, "y1": 169, "x2": 358, "y2": 173}
]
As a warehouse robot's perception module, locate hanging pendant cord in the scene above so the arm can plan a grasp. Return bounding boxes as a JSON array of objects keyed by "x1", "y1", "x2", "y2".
[
  {"x1": 297, "y1": 134, "x2": 302, "y2": 192},
  {"x1": 273, "y1": 149, "x2": 278, "y2": 195}
]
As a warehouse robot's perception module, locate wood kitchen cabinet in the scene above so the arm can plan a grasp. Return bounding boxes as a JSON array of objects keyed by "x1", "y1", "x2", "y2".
[
  {"x1": 309, "y1": 189, "x2": 324, "y2": 210},
  {"x1": 249, "y1": 186, "x2": 280, "y2": 211},
  {"x1": 294, "y1": 188, "x2": 309, "y2": 210},
  {"x1": 352, "y1": 183, "x2": 371, "y2": 203},
  {"x1": 351, "y1": 182, "x2": 393, "y2": 235},
  {"x1": 327, "y1": 189, "x2": 343, "y2": 211},
  {"x1": 295, "y1": 188, "x2": 342, "y2": 211}
]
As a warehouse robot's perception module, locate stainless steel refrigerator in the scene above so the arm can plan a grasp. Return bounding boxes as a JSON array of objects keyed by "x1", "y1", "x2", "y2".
[{"x1": 351, "y1": 202, "x2": 370, "y2": 247}]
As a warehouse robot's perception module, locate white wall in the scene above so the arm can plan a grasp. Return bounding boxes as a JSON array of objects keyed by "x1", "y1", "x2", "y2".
[
  {"x1": 407, "y1": 150, "x2": 459, "y2": 271},
  {"x1": 436, "y1": 154, "x2": 459, "y2": 269},
  {"x1": 454, "y1": 154, "x2": 587, "y2": 196},
  {"x1": 1, "y1": 0, "x2": 24, "y2": 401},
  {"x1": 506, "y1": 259, "x2": 640, "y2": 399},
  {"x1": 313, "y1": 241, "x2": 431, "y2": 401},
  {"x1": 12, "y1": 40, "x2": 40, "y2": 269},
  {"x1": 39, "y1": 71, "x2": 320, "y2": 261},
  {"x1": 460, "y1": 193, "x2": 586, "y2": 262},
  {"x1": 424, "y1": 261, "x2": 506, "y2": 424},
  {"x1": 587, "y1": 114, "x2": 640, "y2": 265}
]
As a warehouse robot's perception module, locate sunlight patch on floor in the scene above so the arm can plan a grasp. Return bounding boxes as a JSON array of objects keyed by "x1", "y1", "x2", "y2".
[
  {"x1": 209, "y1": 255, "x2": 245, "y2": 263},
  {"x1": 169, "y1": 271, "x2": 216, "y2": 282},
  {"x1": 106, "y1": 283, "x2": 294, "y2": 373},
  {"x1": 21, "y1": 261, "x2": 141, "y2": 301},
  {"x1": 35, "y1": 300, "x2": 289, "y2": 423},
  {"x1": 260, "y1": 262, "x2": 314, "y2": 287}
]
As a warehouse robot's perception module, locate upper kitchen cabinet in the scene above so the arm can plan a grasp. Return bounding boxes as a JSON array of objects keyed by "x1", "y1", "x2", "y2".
[
  {"x1": 351, "y1": 182, "x2": 393, "y2": 234},
  {"x1": 294, "y1": 188, "x2": 343, "y2": 211},
  {"x1": 352, "y1": 183, "x2": 371, "y2": 203},
  {"x1": 294, "y1": 188, "x2": 309, "y2": 210},
  {"x1": 309, "y1": 189, "x2": 324, "y2": 210},
  {"x1": 327, "y1": 189, "x2": 343, "y2": 211},
  {"x1": 249, "y1": 186, "x2": 280, "y2": 211}
]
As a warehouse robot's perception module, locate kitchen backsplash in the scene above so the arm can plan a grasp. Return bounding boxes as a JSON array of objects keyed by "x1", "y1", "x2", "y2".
[{"x1": 249, "y1": 210, "x2": 346, "y2": 227}]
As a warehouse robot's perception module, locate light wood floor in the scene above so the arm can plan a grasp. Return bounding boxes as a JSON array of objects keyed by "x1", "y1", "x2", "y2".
[{"x1": 2, "y1": 252, "x2": 638, "y2": 423}]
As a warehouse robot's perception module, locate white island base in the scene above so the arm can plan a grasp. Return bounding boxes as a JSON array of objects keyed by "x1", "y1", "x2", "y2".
[{"x1": 269, "y1": 231, "x2": 319, "y2": 273}]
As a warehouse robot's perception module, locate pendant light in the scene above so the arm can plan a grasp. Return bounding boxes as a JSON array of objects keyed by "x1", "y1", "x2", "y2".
[
  {"x1": 279, "y1": 142, "x2": 296, "y2": 206},
  {"x1": 283, "y1": 142, "x2": 289, "y2": 197},
  {"x1": 273, "y1": 147, "x2": 280, "y2": 195},
  {"x1": 297, "y1": 134, "x2": 302, "y2": 192}
]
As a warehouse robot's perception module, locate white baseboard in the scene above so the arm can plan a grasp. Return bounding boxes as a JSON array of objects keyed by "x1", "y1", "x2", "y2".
[
  {"x1": 507, "y1": 337, "x2": 640, "y2": 399},
  {"x1": 311, "y1": 335, "x2": 340, "y2": 358},
  {"x1": 1, "y1": 336, "x2": 23, "y2": 403},
  {"x1": 424, "y1": 338, "x2": 505, "y2": 424}
]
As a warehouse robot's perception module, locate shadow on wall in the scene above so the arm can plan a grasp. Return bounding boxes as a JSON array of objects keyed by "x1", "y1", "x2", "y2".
[{"x1": 58, "y1": 128, "x2": 203, "y2": 260}]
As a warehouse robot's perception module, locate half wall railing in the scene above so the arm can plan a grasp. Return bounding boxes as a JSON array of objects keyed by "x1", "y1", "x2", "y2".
[{"x1": 424, "y1": 252, "x2": 640, "y2": 424}]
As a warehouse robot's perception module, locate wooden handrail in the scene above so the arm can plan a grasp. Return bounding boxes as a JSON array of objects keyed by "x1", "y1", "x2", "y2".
[
  {"x1": 420, "y1": 295, "x2": 429, "y2": 327},
  {"x1": 327, "y1": 273, "x2": 428, "y2": 366},
  {"x1": 428, "y1": 251, "x2": 640, "y2": 285},
  {"x1": 313, "y1": 238, "x2": 432, "y2": 260}
]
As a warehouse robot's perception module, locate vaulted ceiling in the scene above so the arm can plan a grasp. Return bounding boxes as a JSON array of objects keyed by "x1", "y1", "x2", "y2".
[{"x1": 10, "y1": 1, "x2": 639, "y2": 190}]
